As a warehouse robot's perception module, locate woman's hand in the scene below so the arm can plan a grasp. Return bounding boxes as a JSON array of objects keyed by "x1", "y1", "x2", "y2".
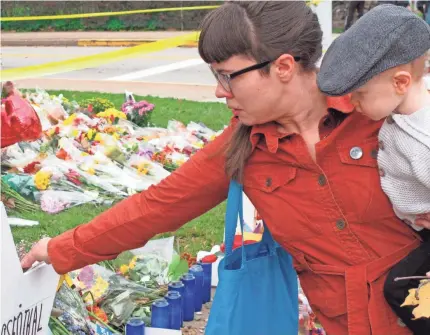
[
  {"x1": 20, "y1": 237, "x2": 51, "y2": 269},
  {"x1": 415, "y1": 213, "x2": 430, "y2": 229}
]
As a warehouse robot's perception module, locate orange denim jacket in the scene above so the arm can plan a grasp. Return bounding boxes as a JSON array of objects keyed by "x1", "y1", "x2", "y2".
[{"x1": 48, "y1": 96, "x2": 420, "y2": 335}]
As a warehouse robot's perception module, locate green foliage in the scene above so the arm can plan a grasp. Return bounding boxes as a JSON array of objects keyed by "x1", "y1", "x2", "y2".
[
  {"x1": 168, "y1": 254, "x2": 189, "y2": 281},
  {"x1": 106, "y1": 17, "x2": 125, "y2": 31},
  {"x1": 146, "y1": 18, "x2": 158, "y2": 31},
  {"x1": 53, "y1": 19, "x2": 84, "y2": 31},
  {"x1": 78, "y1": 97, "x2": 115, "y2": 113}
]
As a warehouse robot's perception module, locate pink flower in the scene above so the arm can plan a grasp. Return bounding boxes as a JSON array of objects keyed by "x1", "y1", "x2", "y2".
[{"x1": 78, "y1": 266, "x2": 95, "y2": 288}]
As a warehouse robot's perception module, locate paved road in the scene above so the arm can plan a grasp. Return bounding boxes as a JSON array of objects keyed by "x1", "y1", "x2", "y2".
[{"x1": 2, "y1": 46, "x2": 218, "y2": 86}]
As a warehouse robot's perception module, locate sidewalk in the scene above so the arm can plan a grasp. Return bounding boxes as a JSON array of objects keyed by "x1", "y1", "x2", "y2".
[
  {"x1": 1, "y1": 31, "x2": 341, "y2": 48},
  {"x1": 0, "y1": 31, "x2": 199, "y2": 47}
]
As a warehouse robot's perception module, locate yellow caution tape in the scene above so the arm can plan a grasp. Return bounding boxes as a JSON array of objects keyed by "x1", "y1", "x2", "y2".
[
  {"x1": 0, "y1": 5, "x2": 220, "y2": 22},
  {"x1": 0, "y1": 32, "x2": 200, "y2": 81}
]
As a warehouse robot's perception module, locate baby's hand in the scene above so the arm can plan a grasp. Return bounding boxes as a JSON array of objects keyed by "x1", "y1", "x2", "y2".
[{"x1": 415, "y1": 213, "x2": 430, "y2": 229}]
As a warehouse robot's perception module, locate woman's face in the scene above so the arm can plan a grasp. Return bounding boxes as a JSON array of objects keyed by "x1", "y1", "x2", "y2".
[{"x1": 210, "y1": 55, "x2": 287, "y2": 126}]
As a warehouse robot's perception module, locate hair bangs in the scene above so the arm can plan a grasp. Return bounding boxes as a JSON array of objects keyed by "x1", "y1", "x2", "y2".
[{"x1": 198, "y1": 4, "x2": 255, "y2": 64}]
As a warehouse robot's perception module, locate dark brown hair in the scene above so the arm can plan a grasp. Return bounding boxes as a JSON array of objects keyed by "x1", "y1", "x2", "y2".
[{"x1": 198, "y1": 1, "x2": 323, "y2": 182}]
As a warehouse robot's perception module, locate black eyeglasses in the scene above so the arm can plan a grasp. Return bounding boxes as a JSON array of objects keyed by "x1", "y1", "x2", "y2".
[{"x1": 209, "y1": 56, "x2": 301, "y2": 92}]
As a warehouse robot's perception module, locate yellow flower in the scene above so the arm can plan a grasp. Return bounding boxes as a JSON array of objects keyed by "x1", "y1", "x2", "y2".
[
  {"x1": 81, "y1": 152, "x2": 89, "y2": 157},
  {"x1": 71, "y1": 129, "x2": 79, "y2": 138},
  {"x1": 63, "y1": 113, "x2": 77, "y2": 126},
  {"x1": 129, "y1": 259, "x2": 137, "y2": 270},
  {"x1": 112, "y1": 132, "x2": 120, "y2": 140},
  {"x1": 87, "y1": 167, "x2": 95, "y2": 175},
  {"x1": 87, "y1": 128, "x2": 95, "y2": 140},
  {"x1": 195, "y1": 142, "x2": 204, "y2": 149},
  {"x1": 128, "y1": 256, "x2": 139, "y2": 270},
  {"x1": 96, "y1": 108, "x2": 126, "y2": 123},
  {"x1": 82, "y1": 275, "x2": 109, "y2": 303},
  {"x1": 94, "y1": 133, "x2": 103, "y2": 142},
  {"x1": 34, "y1": 171, "x2": 52, "y2": 190},
  {"x1": 46, "y1": 128, "x2": 56, "y2": 137},
  {"x1": 136, "y1": 162, "x2": 151, "y2": 175},
  {"x1": 119, "y1": 265, "x2": 129, "y2": 275}
]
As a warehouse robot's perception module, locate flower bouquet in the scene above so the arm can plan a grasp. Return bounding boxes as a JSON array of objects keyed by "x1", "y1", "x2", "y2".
[
  {"x1": 50, "y1": 282, "x2": 95, "y2": 335},
  {"x1": 121, "y1": 93, "x2": 155, "y2": 128}
]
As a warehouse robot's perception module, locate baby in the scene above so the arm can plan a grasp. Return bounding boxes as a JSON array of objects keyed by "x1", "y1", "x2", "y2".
[{"x1": 318, "y1": 5, "x2": 430, "y2": 334}]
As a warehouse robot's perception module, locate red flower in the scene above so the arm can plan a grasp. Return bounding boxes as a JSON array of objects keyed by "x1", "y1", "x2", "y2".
[
  {"x1": 87, "y1": 104, "x2": 93, "y2": 113},
  {"x1": 23, "y1": 161, "x2": 40, "y2": 174},
  {"x1": 54, "y1": 127, "x2": 60, "y2": 135},
  {"x1": 86, "y1": 305, "x2": 108, "y2": 322},
  {"x1": 65, "y1": 169, "x2": 82, "y2": 186},
  {"x1": 56, "y1": 148, "x2": 69, "y2": 160}
]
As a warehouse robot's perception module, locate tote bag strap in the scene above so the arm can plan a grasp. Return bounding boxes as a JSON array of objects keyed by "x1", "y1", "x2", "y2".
[
  {"x1": 225, "y1": 181, "x2": 279, "y2": 258},
  {"x1": 224, "y1": 180, "x2": 246, "y2": 262}
]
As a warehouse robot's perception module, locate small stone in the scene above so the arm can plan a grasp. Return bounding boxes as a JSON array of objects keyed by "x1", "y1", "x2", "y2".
[{"x1": 194, "y1": 315, "x2": 202, "y2": 321}]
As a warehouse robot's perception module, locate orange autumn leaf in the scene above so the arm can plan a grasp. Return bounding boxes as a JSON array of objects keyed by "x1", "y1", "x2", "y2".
[{"x1": 401, "y1": 280, "x2": 430, "y2": 319}]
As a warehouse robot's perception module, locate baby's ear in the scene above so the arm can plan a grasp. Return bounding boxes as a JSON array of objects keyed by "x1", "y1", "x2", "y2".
[{"x1": 392, "y1": 71, "x2": 412, "y2": 95}]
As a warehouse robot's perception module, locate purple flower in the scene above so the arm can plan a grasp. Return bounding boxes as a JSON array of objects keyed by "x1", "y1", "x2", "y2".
[{"x1": 77, "y1": 266, "x2": 95, "y2": 288}]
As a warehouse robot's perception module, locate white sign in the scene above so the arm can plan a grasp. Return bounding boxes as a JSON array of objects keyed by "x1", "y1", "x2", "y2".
[{"x1": 0, "y1": 202, "x2": 59, "y2": 335}]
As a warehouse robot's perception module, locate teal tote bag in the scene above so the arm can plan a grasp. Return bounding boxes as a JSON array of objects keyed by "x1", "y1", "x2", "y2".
[{"x1": 205, "y1": 180, "x2": 299, "y2": 335}]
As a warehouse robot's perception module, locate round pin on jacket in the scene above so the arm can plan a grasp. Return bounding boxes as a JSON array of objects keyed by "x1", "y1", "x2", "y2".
[{"x1": 350, "y1": 147, "x2": 363, "y2": 160}]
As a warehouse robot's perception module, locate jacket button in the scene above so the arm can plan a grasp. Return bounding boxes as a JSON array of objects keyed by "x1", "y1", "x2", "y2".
[
  {"x1": 371, "y1": 149, "x2": 378, "y2": 159},
  {"x1": 350, "y1": 147, "x2": 363, "y2": 160},
  {"x1": 336, "y1": 219, "x2": 346, "y2": 230},
  {"x1": 266, "y1": 177, "x2": 272, "y2": 187},
  {"x1": 379, "y1": 168, "x2": 385, "y2": 177},
  {"x1": 318, "y1": 175, "x2": 327, "y2": 186},
  {"x1": 378, "y1": 140, "x2": 385, "y2": 150},
  {"x1": 386, "y1": 115, "x2": 395, "y2": 124}
]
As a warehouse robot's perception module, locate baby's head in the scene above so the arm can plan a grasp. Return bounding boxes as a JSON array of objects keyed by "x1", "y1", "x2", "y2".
[
  {"x1": 318, "y1": 4, "x2": 430, "y2": 121},
  {"x1": 350, "y1": 54, "x2": 428, "y2": 120}
]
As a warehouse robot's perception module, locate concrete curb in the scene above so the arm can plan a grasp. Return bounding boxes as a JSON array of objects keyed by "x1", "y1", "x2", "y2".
[
  {"x1": 77, "y1": 39, "x2": 198, "y2": 48},
  {"x1": 1, "y1": 38, "x2": 198, "y2": 48}
]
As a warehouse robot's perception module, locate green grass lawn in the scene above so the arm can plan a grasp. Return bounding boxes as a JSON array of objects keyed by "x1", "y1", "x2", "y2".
[{"x1": 10, "y1": 90, "x2": 231, "y2": 256}]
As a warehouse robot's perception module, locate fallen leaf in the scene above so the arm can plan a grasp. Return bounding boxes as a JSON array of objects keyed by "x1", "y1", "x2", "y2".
[
  {"x1": 402, "y1": 280, "x2": 430, "y2": 319},
  {"x1": 401, "y1": 289, "x2": 419, "y2": 307}
]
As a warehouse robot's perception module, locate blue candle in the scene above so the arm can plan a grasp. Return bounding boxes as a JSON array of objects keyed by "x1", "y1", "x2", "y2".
[
  {"x1": 198, "y1": 261, "x2": 212, "y2": 303},
  {"x1": 165, "y1": 290, "x2": 182, "y2": 330},
  {"x1": 189, "y1": 264, "x2": 204, "y2": 312},
  {"x1": 126, "y1": 317, "x2": 145, "y2": 335},
  {"x1": 151, "y1": 298, "x2": 170, "y2": 329},
  {"x1": 181, "y1": 273, "x2": 196, "y2": 321},
  {"x1": 168, "y1": 281, "x2": 185, "y2": 325}
]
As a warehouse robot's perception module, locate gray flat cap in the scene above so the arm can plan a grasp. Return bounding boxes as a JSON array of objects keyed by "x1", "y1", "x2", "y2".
[{"x1": 317, "y1": 4, "x2": 430, "y2": 96}]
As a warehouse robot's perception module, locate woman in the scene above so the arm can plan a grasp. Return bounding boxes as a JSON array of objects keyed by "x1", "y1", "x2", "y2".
[{"x1": 22, "y1": 2, "x2": 430, "y2": 334}]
